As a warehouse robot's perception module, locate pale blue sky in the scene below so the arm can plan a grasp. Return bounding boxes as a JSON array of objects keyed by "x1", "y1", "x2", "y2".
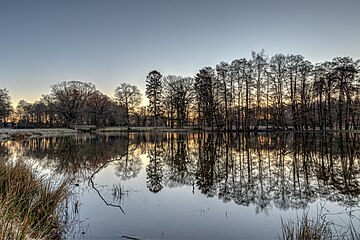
[{"x1": 0, "y1": 0, "x2": 359, "y2": 105}]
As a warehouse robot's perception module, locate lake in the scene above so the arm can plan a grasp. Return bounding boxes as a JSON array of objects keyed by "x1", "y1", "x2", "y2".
[{"x1": 1, "y1": 132, "x2": 360, "y2": 239}]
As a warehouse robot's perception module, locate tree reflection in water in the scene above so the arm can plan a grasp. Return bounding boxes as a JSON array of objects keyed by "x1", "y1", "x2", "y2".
[
  {"x1": 145, "y1": 132, "x2": 360, "y2": 211},
  {"x1": 3, "y1": 132, "x2": 360, "y2": 211},
  {"x1": 146, "y1": 134, "x2": 164, "y2": 193}
]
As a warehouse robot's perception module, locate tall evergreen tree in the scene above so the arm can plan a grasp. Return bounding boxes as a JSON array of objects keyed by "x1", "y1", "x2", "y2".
[
  {"x1": 0, "y1": 88, "x2": 12, "y2": 123},
  {"x1": 194, "y1": 67, "x2": 216, "y2": 130},
  {"x1": 146, "y1": 70, "x2": 163, "y2": 128}
]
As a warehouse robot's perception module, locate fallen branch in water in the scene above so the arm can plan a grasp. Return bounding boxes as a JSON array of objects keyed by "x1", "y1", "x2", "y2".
[
  {"x1": 121, "y1": 235, "x2": 141, "y2": 240},
  {"x1": 89, "y1": 155, "x2": 126, "y2": 215},
  {"x1": 89, "y1": 178, "x2": 126, "y2": 214}
]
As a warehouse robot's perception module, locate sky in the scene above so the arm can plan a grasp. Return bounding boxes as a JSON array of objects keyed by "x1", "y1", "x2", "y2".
[{"x1": 0, "y1": 0, "x2": 360, "y2": 106}]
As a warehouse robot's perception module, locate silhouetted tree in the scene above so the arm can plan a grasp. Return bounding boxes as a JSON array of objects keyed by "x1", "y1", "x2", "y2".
[
  {"x1": 286, "y1": 54, "x2": 303, "y2": 130},
  {"x1": 46, "y1": 81, "x2": 96, "y2": 126},
  {"x1": 194, "y1": 67, "x2": 216, "y2": 129},
  {"x1": 146, "y1": 70, "x2": 163, "y2": 128},
  {"x1": 86, "y1": 90, "x2": 114, "y2": 126},
  {"x1": 163, "y1": 75, "x2": 194, "y2": 128},
  {"x1": 231, "y1": 59, "x2": 253, "y2": 130},
  {"x1": 331, "y1": 57, "x2": 358, "y2": 130},
  {"x1": 313, "y1": 63, "x2": 326, "y2": 130},
  {"x1": 16, "y1": 100, "x2": 30, "y2": 123},
  {"x1": 269, "y1": 54, "x2": 287, "y2": 129},
  {"x1": 298, "y1": 60, "x2": 313, "y2": 130},
  {"x1": 216, "y1": 62, "x2": 231, "y2": 130},
  {"x1": 0, "y1": 88, "x2": 12, "y2": 123},
  {"x1": 115, "y1": 83, "x2": 142, "y2": 127},
  {"x1": 29, "y1": 100, "x2": 48, "y2": 125},
  {"x1": 251, "y1": 50, "x2": 267, "y2": 130},
  {"x1": 146, "y1": 141, "x2": 164, "y2": 193}
]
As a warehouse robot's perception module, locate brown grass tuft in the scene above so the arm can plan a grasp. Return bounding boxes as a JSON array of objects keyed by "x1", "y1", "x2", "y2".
[{"x1": 0, "y1": 160, "x2": 68, "y2": 239}]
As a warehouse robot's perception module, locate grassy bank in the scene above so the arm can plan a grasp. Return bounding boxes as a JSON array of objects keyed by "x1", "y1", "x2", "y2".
[{"x1": 0, "y1": 160, "x2": 68, "y2": 239}]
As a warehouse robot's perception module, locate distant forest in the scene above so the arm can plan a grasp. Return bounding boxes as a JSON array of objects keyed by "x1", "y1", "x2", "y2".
[{"x1": 0, "y1": 50, "x2": 359, "y2": 131}]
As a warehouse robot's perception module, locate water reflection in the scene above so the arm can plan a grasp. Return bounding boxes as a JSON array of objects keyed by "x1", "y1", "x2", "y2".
[{"x1": 2, "y1": 132, "x2": 360, "y2": 212}]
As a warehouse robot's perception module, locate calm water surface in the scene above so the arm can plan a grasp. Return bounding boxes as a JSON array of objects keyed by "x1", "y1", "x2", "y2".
[{"x1": 1, "y1": 132, "x2": 360, "y2": 239}]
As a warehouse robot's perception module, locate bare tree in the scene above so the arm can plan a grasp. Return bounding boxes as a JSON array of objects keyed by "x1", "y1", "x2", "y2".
[
  {"x1": 230, "y1": 59, "x2": 252, "y2": 130},
  {"x1": 298, "y1": 60, "x2": 313, "y2": 130},
  {"x1": 331, "y1": 57, "x2": 358, "y2": 130},
  {"x1": 269, "y1": 54, "x2": 287, "y2": 129},
  {"x1": 163, "y1": 75, "x2": 194, "y2": 128},
  {"x1": 251, "y1": 50, "x2": 267, "y2": 130},
  {"x1": 216, "y1": 62, "x2": 231, "y2": 130},
  {"x1": 46, "y1": 81, "x2": 96, "y2": 126},
  {"x1": 115, "y1": 83, "x2": 142, "y2": 127},
  {"x1": 29, "y1": 100, "x2": 48, "y2": 125},
  {"x1": 286, "y1": 54, "x2": 303, "y2": 130},
  {"x1": 87, "y1": 90, "x2": 114, "y2": 127}
]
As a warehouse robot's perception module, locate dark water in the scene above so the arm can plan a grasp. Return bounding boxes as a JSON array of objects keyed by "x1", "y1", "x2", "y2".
[{"x1": 1, "y1": 132, "x2": 360, "y2": 239}]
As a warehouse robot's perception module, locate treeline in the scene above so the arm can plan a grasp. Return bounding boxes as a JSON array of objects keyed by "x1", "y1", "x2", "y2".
[
  {"x1": 0, "y1": 50, "x2": 359, "y2": 130},
  {"x1": 147, "y1": 51, "x2": 360, "y2": 130},
  {"x1": 0, "y1": 82, "x2": 143, "y2": 128}
]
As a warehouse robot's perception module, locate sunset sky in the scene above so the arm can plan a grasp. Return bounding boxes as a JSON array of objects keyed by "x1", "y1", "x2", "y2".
[{"x1": 1, "y1": 0, "x2": 359, "y2": 105}]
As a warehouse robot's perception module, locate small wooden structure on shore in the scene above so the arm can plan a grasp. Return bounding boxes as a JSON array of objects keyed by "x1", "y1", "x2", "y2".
[{"x1": 72, "y1": 125, "x2": 97, "y2": 132}]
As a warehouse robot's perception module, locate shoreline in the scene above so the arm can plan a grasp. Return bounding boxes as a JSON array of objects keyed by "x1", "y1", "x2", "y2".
[
  {"x1": 1, "y1": 127, "x2": 360, "y2": 141},
  {"x1": 0, "y1": 128, "x2": 77, "y2": 141}
]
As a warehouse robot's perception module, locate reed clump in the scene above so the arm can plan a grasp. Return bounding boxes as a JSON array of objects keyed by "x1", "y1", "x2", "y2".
[
  {"x1": 279, "y1": 211, "x2": 360, "y2": 240},
  {"x1": 0, "y1": 160, "x2": 68, "y2": 239},
  {"x1": 280, "y1": 213, "x2": 333, "y2": 240}
]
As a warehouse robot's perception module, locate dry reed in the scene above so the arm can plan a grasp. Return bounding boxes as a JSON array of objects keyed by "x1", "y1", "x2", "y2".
[{"x1": 0, "y1": 160, "x2": 68, "y2": 239}]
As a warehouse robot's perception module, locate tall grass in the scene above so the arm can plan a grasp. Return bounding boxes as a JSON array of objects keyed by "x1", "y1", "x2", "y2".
[
  {"x1": 279, "y1": 213, "x2": 333, "y2": 240},
  {"x1": 279, "y1": 209, "x2": 360, "y2": 240},
  {"x1": 0, "y1": 160, "x2": 68, "y2": 239}
]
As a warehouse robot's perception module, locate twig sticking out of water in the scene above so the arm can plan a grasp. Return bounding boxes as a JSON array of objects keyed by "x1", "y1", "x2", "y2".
[{"x1": 113, "y1": 183, "x2": 125, "y2": 199}]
